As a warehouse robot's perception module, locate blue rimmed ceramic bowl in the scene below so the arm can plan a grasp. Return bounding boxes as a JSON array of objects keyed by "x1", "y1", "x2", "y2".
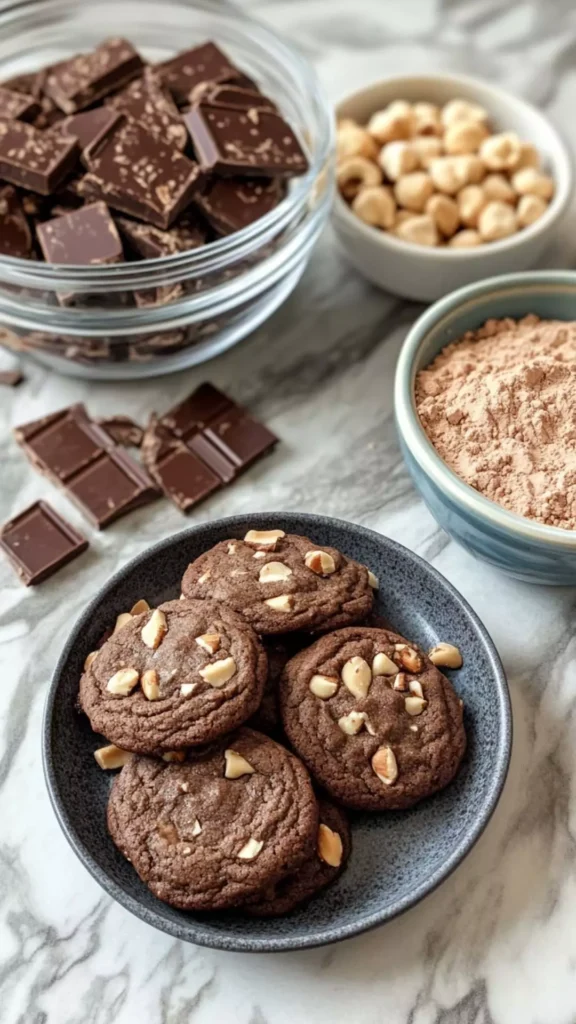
[
  {"x1": 43, "y1": 512, "x2": 510, "y2": 952},
  {"x1": 395, "y1": 270, "x2": 576, "y2": 585}
]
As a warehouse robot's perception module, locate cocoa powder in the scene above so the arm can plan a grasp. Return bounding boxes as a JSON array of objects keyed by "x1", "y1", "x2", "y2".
[{"x1": 415, "y1": 315, "x2": 576, "y2": 530}]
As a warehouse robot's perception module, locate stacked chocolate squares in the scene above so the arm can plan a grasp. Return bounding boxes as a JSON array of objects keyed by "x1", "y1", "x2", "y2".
[{"x1": 0, "y1": 38, "x2": 308, "y2": 268}]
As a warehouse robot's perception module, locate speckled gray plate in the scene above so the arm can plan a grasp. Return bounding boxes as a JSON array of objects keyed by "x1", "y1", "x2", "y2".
[{"x1": 43, "y1": 513, "x2": 511, "y2": 952}]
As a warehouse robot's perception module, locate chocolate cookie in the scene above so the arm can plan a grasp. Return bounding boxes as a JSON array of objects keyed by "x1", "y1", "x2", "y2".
[
  {"x1": 79, "y1": 599, "x2": 267, "y2": 753},
  {"x1": 249, "y1": 633, "x2": 310, "y2": 737},
  {"x1": 243, "y1": 799, "x2": 350, "y2": 916},
  {"x1": 107, "y1": 728, "x2": 319, "y2": 910},
  {"x1": 279, "y1": 627, "x2": 466, "y2": 810},
  {"x1": 180, "y1": 529, "x2": 374, "y2": 635}
]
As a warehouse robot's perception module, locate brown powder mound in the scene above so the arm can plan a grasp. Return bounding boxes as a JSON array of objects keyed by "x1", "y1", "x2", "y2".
[{"x1": 415, "y1": 315, "x2": 576, "y2": 531}]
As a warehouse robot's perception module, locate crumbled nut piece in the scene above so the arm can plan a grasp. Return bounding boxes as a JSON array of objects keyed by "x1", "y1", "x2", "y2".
[
  {"x1": 412, "y1": 135, "x2": 443, "y2": 167},
  {"x1": 94, "y1": 743, "x2": 131, "y2": 769},
  {"x1": 113, "y1": 612, "x2": 133, "y2": 634},
  {"x1": 199, "y1": 656, "x2": 237, "y2": 687},
  {"x1": 317, "y1": 823, "x2": 344, "y2": 867},
  {"x1": 352, "y1": 185, "x2": 396, "y2": 228},
  {"x1": 337, "y1": 118, "x2": 379, "y2": 161},
  {"x1": 227, "y1": 543, "x2": 237, "y2": 554},
  {"x1": 337, "y1": 155, "x2": 382, "y2": 199},
  {"x1": 304, "y1": 550, "x2": 337, "y2": 575},
  {"x1": 405, "y1": 695, "x2": 427, "y2": 716},
  {"x1": 198, "y1": 570, "x2": 211, "y2": 584},
  {"x1": 444, "y1": 120, "x2": 487, "y2": 155},
  {"x1": 511, "y1": 166, "x2": 554, "y2": 200},
  {"x1": 368, "y1": 101, "x2": 414, "y2": 143},
  {"x1": 179, "y1": 782, "x2": 189, "y2": 792},
  {"x1": 338, "y1": 710, "x2": 369, "y2": 735},
  {"x1": 372, "y1": 652, "x2": 399, "y2": 676},
  {"x1": 480, "y1": 131, "x2": 522, "y2": 171},
  {"x1": 478, "y1": 200, "x2": 517, "y2": 241},
  {"x1": 106, "y1": 668, "x2": 139, "y2": 695},
  {"x1": 264, "y1": 594, "x2": 294, "y2": 611},
  {"x1": 413, "y1": 101, "x2": 442, "y2": 136},
  {"x1": 426, "y1": 193, "x2": 460, "y2": 237},
  {"x1": 244, "y1": 529, "x2": 285, "y2": 550},
  {"x1": 162, "y1": 750, "x2": 186, "y2": 762},
  {"x1": 371, "y1": 745, "x2": 398, "y2": 785},
  {"x1": 516, "y1": 141, "x2": 539, "y2": 170},
  {"x1": 195, "y1": 633, "x2": 221, "y2": 654},
  {"x1": 259, "y1": 560, "x2": 293, "y2": 582},
  {"x1": 378, "y1": 140, "x2": 419, "y2": 181},
  {"x1": 448, "y1": 228, "x2": 481, "y2": 248},
  {"x1": 253, "y1": 551, "x2": 266, "y2": 559},
  {"x1": 142, "y1": 669, "x2": 160, "y2": 700},
  {"x1": 341, "y1": 656, "x2": 372, "y2": 698},
  {"x1": 393, "y1": 672, "x2": 408, "y2": 691},
  {"x1": 157, "y1": 821, "x2": 179, "y2": 843},
  {"x1": 517, "y1": 193, "x2": 548, "y2": 227},
  {"x1": 429, "y1": 156, "x2": 469, "y2": 195},
  {"x1": 394, "y1": 645, "x2": 424, "y2": 672},
  {"x1": 238, "y1": 837, "x2": 263, "y2": 860},
  {"x1": 482, "y1": 172, "x2": 516, "y2": 203},
  {"x1": 84, "y1": 650, "x2": 98, "y2": 671},
  {"x1": 441, "y1": 99, "x2": 488, "y2": 127},
  {"x1": 224, "y1": 749, "x2": 256, "y2": 779},
  {"x1": 409, "y1": 724, "x2": 419, "y2": 733},
  {"x1": 309, "y1": 674, "x2": 339, "y2": 698},
  {"x1": 191, "y1": 819, "x2": 202, "y2": 836},
  {"x1": 396, "y1": 213, "x2": 439, "y2": 246},
  {"x1": 180, "y1": 682, "x2": 196, "y2": 696},
  {"x1": 367, "y1": 569, "x2": 379, "y2": 588},
  {"x1": 409, "y1": 679, "x2": 424, "y2": 698},
  {"x1": 141, "y1": 609, "x2": 167, "y2": 650},
  {"x1": 130, "y1": 599, "x2": 150, "y2": 615},
  {"x1": 394, "y1": 171, "x2": 434, "y2": 213},
  {"x1": 428, "y1": 642, "x2": 463, "y2": 668},
  {"x1": 457, "y1": 184, "x2": 486, "y2": 227}
]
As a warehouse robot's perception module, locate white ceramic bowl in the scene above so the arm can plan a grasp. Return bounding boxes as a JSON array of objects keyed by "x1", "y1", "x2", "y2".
[{"x1": 332, "y1": 74, "x2": 573, "y2": 302}]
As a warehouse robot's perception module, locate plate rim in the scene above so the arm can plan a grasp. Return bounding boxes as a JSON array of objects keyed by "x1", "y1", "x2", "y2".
[{"x1": 42, "y1": 511, "x2": 512, "y2": 952}]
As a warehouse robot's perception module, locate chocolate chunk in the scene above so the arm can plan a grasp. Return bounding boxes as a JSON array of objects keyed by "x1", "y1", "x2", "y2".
[
  {"x1": 156, "y1": 42, "x2": 240, "y2": 106},
  {"x1": 0, "y1": 368, "x2": 23, "y2": 386},
  {"x1": 0, "y1": 500, "x2": 88, "y2": 585},
  {"x1": 96, "y1": 415, "x2": 143, "y2": 447},
  {"x1": 0, "y1": 186, "x2": 33, "y2": 258},
  {"x1": 186, "y1": 431, "x2": 236, "y2": 483},
  {"x1": 190, "y1": 81, "x2": 277, "y2": 113},
  {"x1": 204, "y1": 407, "x2": 278, "y2": 469},
  {"x1": 141, "y1": 415, "x2": 220, "y2": 511},
  {"x1": 107, "y1": 70, "x2": 187, "y2": 150},
  {"x1": 82, "y1": 114, "x2": 202, "y2": 228},
  {"x1": 184, "y1": 103, "x2": 308, "y2": 177},
  {"x1": 1, "y1": 72, "x2": 40, "y2": 95},
  {"x1": 195, "y1": 176, "x2": 283, "y2": 235},
  {"x1": 115, "y1": 213, "x2": 204, "y2": 258},
  {"x1": 0, "y1": 86, "x2": 40, "y2": 122},
  {"x1": 161, "y1": 382, "x2": 234, "y2": 439},
  {"x1": 44, "y1": 38, "x2": 144, "y2": 113},
  {"x1": 0, "y1": 118, "x2": 79, "y2": 194},
  {"x1": 14, "y1": 404, "x2": 158, "y2": 528},
  {"x1": 133, "y1": 283, "x2": 184, "y2": 308},
  {"x1": 37, "y1": 202, "x2": 123, "y2": 265},
  {"x1": 59, "y1": 106, "x2": 121, "y2": 153}
]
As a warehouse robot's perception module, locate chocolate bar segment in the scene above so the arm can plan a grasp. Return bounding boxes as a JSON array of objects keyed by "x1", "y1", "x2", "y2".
[
  {"x1": 0, "y1": 118, "x2": 79, "y2": 194},
  {"x1": 0, "y1": 186, "x2": 33, "y2": 258},
  {"x1": 115, "y1": 214, "x2": 205, "y2": 258},
  {"x1": 59, "y1": 106, "x2": 121, "y2": 153},
  {"x1": 96, "y1": 415, "x2": 143, "y2": 447},
  {"x1": 161, "y1": 382, "x2": 234, "y2": 439},
  {"x1": 156, "y1": 42, "x2": 240, "y2": 106},
  {"x1": 190, "y1": 81, "x2": 277, "y2": 114},
  {"x1": 141, "y1": 416, "x2": 220, "y2": 511},
  {"x1": 83, "y1": 114, "x2": 203, "y2": 228},
  {"x1": 0, "y1": 500, "x2": 88, "y2": 585},
  {"x1": 0, "y1": 86, "x2": 40, "y2": 122},
  {"x1": 107, "y1": 70, "x2": 187, "y2": 150},
  {"x1": 195, "y1": 176, "x2": 283, "y2": 235},
  {"x1": 185, "y1": 103, "x2": 308, "y2": 177},
  {"x1": 37, "y1": 202, "x2": 124, "y2": 265},
  {"x1": 44, "y1": 38, "x2": 144, "y2": 113},
  {"x1": 204, "y1": 407, "x2": 278, "y2": 469}
]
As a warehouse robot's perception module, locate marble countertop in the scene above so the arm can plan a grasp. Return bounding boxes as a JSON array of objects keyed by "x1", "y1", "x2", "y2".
[{"x1": 2, "y1": 0, "x2": 576, "y2": 1021}]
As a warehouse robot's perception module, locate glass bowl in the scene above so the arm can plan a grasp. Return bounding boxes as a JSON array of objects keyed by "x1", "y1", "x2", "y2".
[{"x1": 0, "y1": 0, "x2": 333, "y2": 379}]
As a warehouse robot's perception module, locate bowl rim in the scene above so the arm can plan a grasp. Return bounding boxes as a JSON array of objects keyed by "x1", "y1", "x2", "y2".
[
  {"x1": 332, "y1": 71, "x2": 573, "y2": 259},
  {"x1": 42, "y1": 511, "x2": 512, "y2": 952},
  {"x1": 395, "y1": 269, "x2": 576, "y2": 548}
]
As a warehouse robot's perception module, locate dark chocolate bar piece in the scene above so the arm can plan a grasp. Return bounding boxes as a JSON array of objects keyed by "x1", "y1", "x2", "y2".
[
  {"x1": 37, "y1": 202, "x2": 123, "y2": 266},
  {"x1": 190, "y1": 81, "x2": 277, "y2": 114},
  {"x1": 0, "y1": 369, "x2": 23, "y2": 386},
  {"x1": 0, "y1": 118, "x2": 79, "y2": 194},
  {"x1": 184, "y1": 103, "x2": 308, "y2": 177},
  {"x1": 0, "y1": 186, "x2": 33, "y2": 258},
  {"x1": 156, "y1": 42, "x2": 240, "y2": 107},
  {"x1": 195, "y1": 176, "x2": 283, "y2": 235},
  {"x1": 14, "y1": 404, "x2": 158, "y2": 528},
  {"x1": 96, "y1": 416, "x2": 143, "y2": 447},
  {"x1": 83, "y1": 114, "x2": 202, "y2": 229},
  {"x1": 141, "y1": 415, "x2": 220, "y2": 511},
  {"x1": 0, "y1": 86, "x2": 40, "y2": 122},
  {"x1": 107, "y1": 70, "x2": 187, "y2": 150},
  {"x1": 115, "y1": 214, "x2": 205, "y2": 258},
  {"x1": 59, "y1": 106, "x2": 121, "y2": 153},
  {"x1": 44, "y1": 38, "x2": 144, "y2": 114},
  {"x1": 161, "y1": 382, "x2": 234, "y2": 439},
  {"x1": 205, "y1": 407, "x2": 278, "y2": 470},
  {"x1": 0, "y1": 500, "x2": 88, "y2": 585}
]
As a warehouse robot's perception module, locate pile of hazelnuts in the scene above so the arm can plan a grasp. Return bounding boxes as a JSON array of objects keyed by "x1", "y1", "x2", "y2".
[{"x1": 337, "y1": 98, "x2": 555, "y2": 247}]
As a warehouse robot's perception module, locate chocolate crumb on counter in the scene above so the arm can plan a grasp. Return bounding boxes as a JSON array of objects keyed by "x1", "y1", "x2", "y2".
[{"x1": 0, "y1": 500, "x2": 88, "y2": 585}]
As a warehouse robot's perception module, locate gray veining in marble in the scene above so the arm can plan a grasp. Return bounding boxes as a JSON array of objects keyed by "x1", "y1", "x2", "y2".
[{"x1": 2, "y1": 0, "x2": 576, "y2": 1021}]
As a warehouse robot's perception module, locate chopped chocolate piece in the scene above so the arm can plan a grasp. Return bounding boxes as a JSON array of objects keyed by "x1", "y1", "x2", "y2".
[
  {"x1": 107, "y1": 70, "x2": 187, "y2": 150},
  {"x1": 14, "y1": 404, "x2": 158, "y2": 528},
  {"x1": 195, "y1": 176, "x2": 283, "y2": 235},
  {"x1": 204, "y1": 407, "x2": 278, "y2": 470},
  {"x1": 0, "y1": 118, "x2": 79, "y2": 194},
  {"x1": 59, "y1": 106, "x2": 121, "y2": 153},
  {"x1": 184, "y1": 103, "x2": 308, "y2": 177},
  {"x1": 37, "y1": 202, "x2": 123, "y2": 265},
  {"x1": 0, "y1": 186, "x2": 33, "y2": 258},
  {"x1": 1, "y1": 72, "x2": 40, "y2": 95},
  {"x1": 141, "y1": 415, "x2": 220, "y2": 511},
  {"x1": 18, "y1": 189, "x2": 47, "y2": 217},
  {"x1": 0, "y1": 369, "x2": 23, "y2": 386},
  {"x1": 190, "y1": 81, "x2": 277, "y2": 113},
  {"x1": 161, "y1": 382, "x2": 234, "y2": 439},
  {"x1": 0, "y1": 500, "x2": 88, "y2": 585},
  {"x1": 44, "y1": 38, "x2": 144, "y2": 114},
  {"x1": 33, "y1": 94, "x2": 65, "y2": 130},
  {"x1": 51, "y1": 173, "x2": 87, "y2": 210},
  {"x1": 96, "y1": 415, "x2": 143, "y2": 447},
  {"x1": 83, "y1": 114, "x2": 203, "y2": 228},
  {"x1": 0, "y1": 86, "x2": 40, "y2": 122},
  {"x1": 133, "y1": 283, "x2": 184, "y2": 307},
  {"x1": 115, "y1": 214, "x2": 204, "y2": 258},
  {"x1": 156, "y1": 42, "x2": 240, "y2": 107},
  {"x1": 186, "y1": 431, "x2": 236, "y2": 482},
  {"x1": 1, "y1": 70, "x2": 63, "y2": 128}
]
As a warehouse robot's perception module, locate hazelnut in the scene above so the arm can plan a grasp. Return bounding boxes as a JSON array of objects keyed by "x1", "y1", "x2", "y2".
[
  {"x1": 84, "y1": 650, "x2": 98, "y2": 671},
  {"x1": 394, "y1": 644, "x2": 423, "y2": 672},
  {"x1": 264, "y1": 594, "x2": 294, "y2": 612},
  {"x1": 372, "y1": 652, "x2": 399, "y2": 676},
  {"x1": 336, "y1": 119, "x2": 378, "y2": 162},
  {"x1": 511, "y1": 167, "x2": 554, "y2": 200},
  {"x1": 394, "y1": 171, "x2": 434, "y2": 212},
  {"x1": 195, "y1": 633, "x2": 221, "y2": 654},
  {"x1": 341, "y1": 656, "x2": 372, "y2": 699},
  {"x1": 457, "y1": 184, "x2": 487, "y2": 227},
  {"x1": 338, "y1": 711, "x2": 369, "y2": 735},
  {"x1": 441, "y1": 99, "x2": 489, "y2": 127},
  {"x1": 113, "y1": 612, "x2": 132, "y2": 635},
  {"x1": 94, "y1": 744, "x2": 131, "y2": 769},
  {"x1": 411, "y1": 135, "x2": 443, "y2": 168},
  {"x1": 141, "y1": 608, "x2": 167, "y2": 650},
  {"x1": 304, "y1": 550, "x2": 337, "y2": 575},
  {"x1": 309, "y1": 674, "x2": 339, "y2": 698},
  {"x1": 371, "y1": 746, "x2": 398, "y2": 786},
  {"x1": 396, "y1": 213, "x2": 439, "y2": 247},
  {"x1": 478, "y1": 200, "x2": 518, "y2": 241},
  {"x1": 199, "y1": 656, "x2": 237, "y2": 687},
  {"x1": 456, "y1": 154, "x2": 486, "y2": 185},
  {"x1": 448, "y1": 229, "x2": 482, "y2": 248},
  {"x1": 428, "y1": 642, "x2": 463, "y2": 668},
  {"x1": 444, "y1": 120, "x2": 488, "y2": 155},
  {"x1": 516, "y1": 141, "x2": 539, "y2": 170},
  {"x1": 378, "y1": 140, "x2": 419, "y2": 181},
  {"x1": 337, "y1": 155, "x2": 382, "y2": 200},
  {"x1": 367, "y1": 570, "x2": 379, "y2": 588},
  {"x1": 244, "y1": 529, "x2": 285, "y2": 550},
  {"x1": 224, "y1": 749, "x2": 256, "y2": 779},
  {"x1": 141, "y1": 669, "x2": 160, "y2": 701},
  {"x1": 352, "y1": 186, "x2": 396, "y2": 229},
  {"x1": 429, "y1": 156, "x2": 469, "y2": 195},
  {"x1": 517, "y1": 193, "x2": 548, "y2": 227},
  {"x1": 412, "y1": 101, "x2": 442, "y2": 136},
  {"x1": 482, "y1": 172, "x2": 516, "y2": 204},
  {"x1": 368, "y1": 100, "x2": 414, "y2": 143},
  {"x1": 405, "y1": 695, "x2": 427, "y2": 716},
  {"x1": 258, "y1": 561, "x2": 293, "y2": 583},
  {"x1": 317, "y1": 823, "x2": 344, "y2": 867},
  {"x1": 106, "y1": 668, "x2": 139, "y2": 696},
  {"x1": 426, "y1": 193, "x2": 460, "y2": 237},
  {"x1": 479, "y1": 131, "x2": 522, "y2": 171},
  {"x1": 130, "y1": 599, "x2": 150, "y2": 616},
  {"x1": 237, "y1": 838, "x2": 264, "y2": 860}
]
